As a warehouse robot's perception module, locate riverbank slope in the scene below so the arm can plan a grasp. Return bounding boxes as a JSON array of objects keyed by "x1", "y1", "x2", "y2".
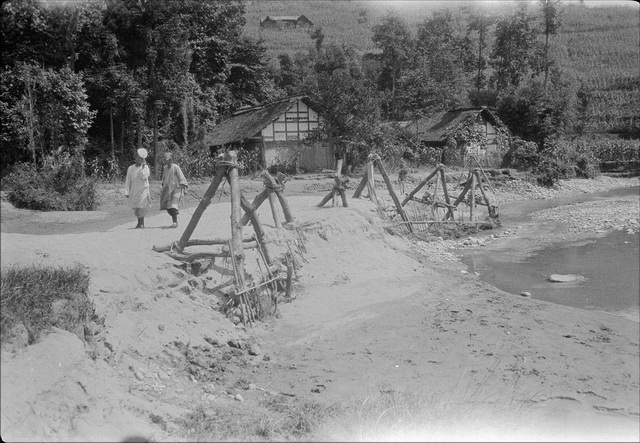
[{"x1": 1, "y1": 174, "x2": 638, "y2": 442}]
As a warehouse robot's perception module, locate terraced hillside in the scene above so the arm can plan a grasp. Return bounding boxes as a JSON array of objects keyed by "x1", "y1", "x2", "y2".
[{"x1": 243, "y1": 0, "x2": 639, "y2": 137}]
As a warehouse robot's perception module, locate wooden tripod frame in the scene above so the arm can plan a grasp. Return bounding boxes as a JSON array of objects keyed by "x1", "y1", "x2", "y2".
[{"x1": 351, "y1": 153, "x2": 412, "y2": 232}]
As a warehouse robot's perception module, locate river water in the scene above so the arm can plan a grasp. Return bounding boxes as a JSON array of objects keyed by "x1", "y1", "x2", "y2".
[{"x1": 460, "y1": 186, "x2": 640, "y2": 323}]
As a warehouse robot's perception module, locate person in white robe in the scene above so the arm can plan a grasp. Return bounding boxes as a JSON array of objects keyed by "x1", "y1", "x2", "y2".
[
  {"x1": 160, "y1": 152, "x2": 188, "y2": 228},
  {"x1": 124, "y1": 148, "x2": 152, "y2": 229}
]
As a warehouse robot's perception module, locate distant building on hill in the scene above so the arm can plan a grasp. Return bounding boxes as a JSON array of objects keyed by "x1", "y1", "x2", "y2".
[
  {"x1": 397, "y1": 107, "x2": 509, "y2": 168},
  {"x1": 259, "y1": 15, "x2": 314, "y2": 29},
  {"x1": 202, "y1": 96, "x2": 333, "y2": 173}
]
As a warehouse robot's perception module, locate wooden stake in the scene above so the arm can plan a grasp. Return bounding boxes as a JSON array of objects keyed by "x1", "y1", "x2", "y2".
[
  {"x1": 240, "y1": 194, "x2": 271, "y2": 265},
  {"x1": 439, "y1": 167, "x2": 455, "y2": 219},
  {"x1": 177, "y1": 157, "x2": 228, "y2": 250},
  {"x1": 240, "y1": 189, "x2": 268, "y2": 226},
  {"x1": 474, "y1": 170, "x2": 497, "y2": 218},
  {"x1": 262, "y1": 170, "x2": 294, "y2": 223},
  {"x1": 431, "y1": 172, "x2": 440, "y2": 219},
  {"x1": 471, "y1": 156, "x2": 496, "y2": 194},
  {"x1": 227, "y1": 152, "x2": 247, "y2": 324},
  {"x1": 366, "y1": 161, "x2": 378, "y2": 206},
  {"x1": 445, "y1": 180, "x2": 472, "y2": 221},
  {"x1": 267, "y1": 190, "x2": 282, "y2": 228},
  {"x1": 401, "y1": 167, "x2": 439, "y2": 207},
  {"x1": 470, "y1": 169, "x2": 476, "y2": 222},
  {"x1": 373, "y1": 156, "x2": 412, "y2": 232},
  {"x1": 285, "y1": 257, "x2": 294, "y2": 300},
  {"x1": 352, "y1": 170, "x2": 368, "y2": 198}
]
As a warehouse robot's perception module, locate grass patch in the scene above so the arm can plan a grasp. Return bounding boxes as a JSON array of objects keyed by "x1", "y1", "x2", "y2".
[
  {"x1": 176, "y1": 383, "x2": 538, "y2": 441},
  {"x1": 0, "y1": 263, "x2": 94, "y2": 346},
  {"x1": 178, "y1": 395, "x2": 338, "y2": 442}
]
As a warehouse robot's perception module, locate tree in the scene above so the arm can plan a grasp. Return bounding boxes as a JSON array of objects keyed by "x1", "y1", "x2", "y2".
[
  {"x1": 103, "y1": 0, "x2": 270, "y2": 176},
  {"x1": 464, "y1": 5, "x2": 496, "y2": 95},
  {"x1": 0, "y1": 62, "x2": 95, "y2": 174},
  {"x1": 307, "y1": 69, "x2": 383, "y2": 168},
  {"x1": 399, "y1": 10, "x2": 474, "y2": 115},
  {"x1": 371, "y1": 12, "x2": 413, "y2": 120},
  {"x1": 539, "y1": 0, "x2": 563, "y2": 89},
  {"x1": 490, "y1": 4, "x2": 543, "y2": 90},
  {"x1": 495, "y1": 72, "x2": 576, "y2": 147}
]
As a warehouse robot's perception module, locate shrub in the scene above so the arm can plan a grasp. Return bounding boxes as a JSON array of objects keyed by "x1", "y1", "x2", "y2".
[
  {"x1": 3, "y1": 153, "x2": 99, "y2": 211},
  {"x1": 501, "y1": 137, "x2": 539, "y2": 170},
  {"x1": 532, "y1": 157, "x2": 573, "y2": 187},
  {"x1": 1, "y1": 263, "x2": 94, "y2": 345}
]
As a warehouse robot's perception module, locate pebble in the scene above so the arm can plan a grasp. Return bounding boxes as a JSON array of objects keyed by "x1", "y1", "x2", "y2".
[
  {"x1": 520, "y1": 292, "x2": 531, "y2": 298},
  {"x1": 248, "y1": 343, "x2": 262, "y2": 356},
  {"x1": 234, "y1": 394, "x2": 244, "y2": 402}
]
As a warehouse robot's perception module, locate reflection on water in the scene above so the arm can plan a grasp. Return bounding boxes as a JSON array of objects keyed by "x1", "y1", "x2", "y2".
[{"x1": 462, "y1": 229, "x2": 640, "y2": 323}]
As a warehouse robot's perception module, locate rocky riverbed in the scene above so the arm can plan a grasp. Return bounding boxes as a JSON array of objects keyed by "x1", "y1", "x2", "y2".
[{"x1": 409, "y1": 175, "x2": 639, "y2": 263}]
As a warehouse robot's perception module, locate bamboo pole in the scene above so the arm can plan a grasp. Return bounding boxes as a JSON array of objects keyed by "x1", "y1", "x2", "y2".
[
  {"x1": 177, "y1": 155, "x2": 229, "y2": 251},
  {"x1": 401, "y1": 167, "x2": 439, "y2": 207},
  {"x1": 372, "y1": 156, "x2": 411, "y2": 231}
]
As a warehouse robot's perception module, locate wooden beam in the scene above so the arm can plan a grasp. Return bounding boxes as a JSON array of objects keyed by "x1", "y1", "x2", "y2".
[
  {"x1": 262, "y1": 170, "x2": 294, "y2": 223},
  {"x1": 439, "y1": 167, "x2": 455, "y2": 219},
  {"x1": 240, "y1": 189, "x2": 268, "y2": 226},
  {"x1": 470, "y1": 169, "x2": 476, "y2": 222},
  {"x1": 228, "y1": 152, "x2": 245, "y2": 291},
  {"x1": 352, "y1": 170, "x2": 368, "y2": 198},
  {"x1": 401, "y1": 167, "x2": 439, "y2": 207},
  {"x1": 366, "y1": 161, "x2": 378, "y2": 206},
  {"x1": 373, "y1": 157, "x2": 411, "y2": 232},
  {"x1": 240, "y1": 194, "x2": 272, "y2": 265},
  {"x1": 445, "y1": 179, "x2": 471, "y2": 221},
  {"x1": 177, "y1": 155, "x2": 229, "y2": 250},
  {"x1": 153, "y1": 237, "x2": 254, "y2": 253}
]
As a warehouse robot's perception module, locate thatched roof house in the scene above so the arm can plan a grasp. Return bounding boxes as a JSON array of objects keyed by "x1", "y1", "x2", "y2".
[
  {"x1": 203, "y1": 96, "x2": 333, "y2": 172},
  {"x1": 399, "y1": 107, "x2": 507, "y2": 167}
]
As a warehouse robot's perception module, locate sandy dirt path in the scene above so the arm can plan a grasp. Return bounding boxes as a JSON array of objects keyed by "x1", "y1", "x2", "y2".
[{"x1": 1, "y1": 174, "x2": 638, "y2": 442}]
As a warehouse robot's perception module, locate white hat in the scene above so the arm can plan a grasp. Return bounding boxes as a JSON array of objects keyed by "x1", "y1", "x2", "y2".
[{"x1": 137, "y1": 148, "x2": 148, "y2": 159}]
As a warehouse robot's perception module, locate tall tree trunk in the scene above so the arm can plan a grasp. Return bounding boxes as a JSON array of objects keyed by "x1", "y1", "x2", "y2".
[
  {"x1": 109, "y1": 105, "x2": 115, "y2": 158},
  {"x1": 476, "y1": 27, "x2": 483, "y2": 95},
  {"x1": 182, "y1": 98, "x2": 188, "y2": 148},
  {"x1": 120, "y1": 109, "x2": 125, "y2": 154},
  {"x1": 137, "y1": 114, "x2": 142, "y2": 152},
  {"x1": 26, "y1": 75, "x2": 37, "y2": 168},
  {"x1": 544, "y1": 30, "x2": 550, "y2": 90},
  {"x1": 153, "y1": 107, "x2": 159, "y2": 179}
]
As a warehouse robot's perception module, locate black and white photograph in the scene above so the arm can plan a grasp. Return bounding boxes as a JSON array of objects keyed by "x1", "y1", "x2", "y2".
[{"x1": 1, "y1": 0, "x2": 638, "y2": 441}]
